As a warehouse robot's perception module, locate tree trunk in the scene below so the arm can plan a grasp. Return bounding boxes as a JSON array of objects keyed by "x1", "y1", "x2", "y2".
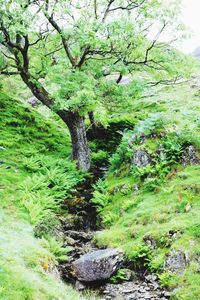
[
  {"x1": 20, "y1": 71, "x2": 90, "y2": 170},
  {"x1": 59, "y1": 110, "x2": 91, "y2": 171}
]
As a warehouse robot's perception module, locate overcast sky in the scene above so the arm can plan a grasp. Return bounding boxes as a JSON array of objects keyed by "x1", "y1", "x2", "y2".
[{"x1": 181, "y1": 0, "x2": 200, "y2": 53}]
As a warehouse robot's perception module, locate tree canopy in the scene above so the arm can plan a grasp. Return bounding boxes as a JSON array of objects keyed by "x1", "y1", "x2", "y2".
[{"x1": 0, "y1": 0, "x2": 192, "y2": 170}]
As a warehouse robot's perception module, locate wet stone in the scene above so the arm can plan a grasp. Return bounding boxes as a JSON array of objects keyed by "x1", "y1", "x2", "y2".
[{"x1": 72, "y1": 249, "x2": 124, "y2": 282}]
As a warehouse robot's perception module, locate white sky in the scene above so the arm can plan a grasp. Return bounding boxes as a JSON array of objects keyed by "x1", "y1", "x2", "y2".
[{"x1": 180, "y1": 0, "x2": 200, "y2": 53}]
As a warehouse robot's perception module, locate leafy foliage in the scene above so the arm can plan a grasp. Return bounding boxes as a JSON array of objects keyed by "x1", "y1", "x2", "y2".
[{"x1": 41, "y1": 237, "x2": 71, "y2": 262}]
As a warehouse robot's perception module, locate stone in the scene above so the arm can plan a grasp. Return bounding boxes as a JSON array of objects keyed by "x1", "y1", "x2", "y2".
[
  {"x1": 145, "y1": 274, "x2": 157, "y2": 282},
  {"x1": 163, "y1": 291, "x2": 171, "y2": 298},
  {"x1": 67, "y1": 230, "x2": 94, "y2": 242},
  {"x1": 182, "y1": 145, "x2": 199, "y2": 166},
  {"x1": 143, "y1": 236, "x2": 157, "y2": 250},
  {"x1": 75, "y1": 280, "x2": 86, "y2": 291},
  {"x1": 65, "y1": 236, "x2": 76, "y2": 246},
  {"x1": 59, "y1": 216, "x2": 75, "y2": 230},
  {"x1": 185, "y1": 203, "x2": 192, "y2": 213},
  {"x1": 144, "y1": 292, "x2": 151, "y2": 299},
  {"x1": 0, "y1": 146, "x2": 6, "y2": 151},
  {"x1": 165, "y1": 250, "x2": 189, "y2": 274},
  {"x1": 132, "y1": 150, "x2": 151, "y2": 167},
  {"x1": 28, "y1": 97, "x2": 40, "y2": 107},
  {"x1": 72, "y1": 249, "x2": 124, "y2": 282}
]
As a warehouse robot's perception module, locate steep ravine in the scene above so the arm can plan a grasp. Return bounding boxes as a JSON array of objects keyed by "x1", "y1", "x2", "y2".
[{"x1": 57, "y1": 168, "x2": 171, "y2": 300}]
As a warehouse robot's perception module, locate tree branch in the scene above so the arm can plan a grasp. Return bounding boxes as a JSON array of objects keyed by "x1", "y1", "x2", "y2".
[
  {"x1": 109, "y1": 0, "x2": 146, "y2": 12},
  {"x1": 43, "y1": 3, "x2": 76, "y2": 66}
]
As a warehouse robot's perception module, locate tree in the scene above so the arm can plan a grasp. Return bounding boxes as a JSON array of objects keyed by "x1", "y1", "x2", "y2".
[{"x1": 0, "y1": 0, "x2": 184, "y2": 170}]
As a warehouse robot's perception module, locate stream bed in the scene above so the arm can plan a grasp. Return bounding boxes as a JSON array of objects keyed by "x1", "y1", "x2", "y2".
[{"x1": 57, "y1": 168, "x2": 171, "y2": 300}]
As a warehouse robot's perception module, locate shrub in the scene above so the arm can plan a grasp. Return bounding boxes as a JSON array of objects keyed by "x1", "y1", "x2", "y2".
[
  {"x1": 110, "y1": 269, "x2": 131, "y2": 283},
  {"x1": 91, "y1": 150, "x2": 109, "y2": 167},
  {"x1": 41, "y1": 237, "x2": 72, "y2": 262},
  {"x1": 92, "y1": 179, "x2": 111, "y2": 212},
  {"x1": 109, "y1": 131, "x2": 134, "y2": 172},
  {"x1": 20, "y1": 191, "x2": 61, "y2": 224},
  {"x1": 158, "y1": 133, "x2": 184, "y2": 164},
  {"x1": 23, "y1": 156, "x2": 41, "y2": 172}
]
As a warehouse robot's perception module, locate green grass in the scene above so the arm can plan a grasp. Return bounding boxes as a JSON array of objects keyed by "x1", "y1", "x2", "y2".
[{"x1": 0, "y1": 91, "x2": 97, "y2": 300}]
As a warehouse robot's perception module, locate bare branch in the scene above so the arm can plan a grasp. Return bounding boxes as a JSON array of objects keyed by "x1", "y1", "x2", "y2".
[
  {"x1": 44, "y1": 45, "x2": 63, "y2": 56},
  {"x1": 1, "y1": 50, "x2": 17, "y2": 62},
  {"x1": 77, "y1": 47, "x2": 91, "y2": 68},
  {"x1": 102, "y1": 0, "x2": 115, "y2": 23},
  {"x1": 116, "y1": 73, "x2": 123, "y2": 84},
  {"x1": 123, "y1": 21, "x2": 168, "y2": 66},
  {"x1": 0, "y1": 70, "x2": 20, "y2": 76},
  {"x1": 109, "y1": 0, "x2": 146, "y2": 12},
  {"x1": 42, "y1": 2, "x2": 76, "y2": 66},
  {"x1": 146, "y1": 76, "x2": 191, "y2": 87}
]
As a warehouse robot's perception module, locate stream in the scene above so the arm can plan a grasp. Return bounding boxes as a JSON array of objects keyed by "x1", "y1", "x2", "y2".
[{"x1": 57, "y1": 167, "x2": 171, "y2": 300}]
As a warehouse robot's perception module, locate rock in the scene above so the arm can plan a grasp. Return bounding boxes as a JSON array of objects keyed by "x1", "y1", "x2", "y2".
[
  {"x1": 0, "y1": 146, "x2": 6, "y2": 151},
  {"x1": 182, "y1": 145, "x2": 199, "y2": 166},
  {"x1": 75, "y1": 280, "x2": 86, "y2": 291},
  {"x1": 28, "y1": 97, "x2": 40, "y2": 107},
  {"x1": 132, "y1": 150, "x2": 151, "y2": 167},
  {"x1": 145, "y1": 274, "x2": 157, "y2": 282},
  {"x1": 185, "y1": 203, "x2": 192, "y2": 212},
  {"x1": 101, "y1": 279, "x2": 168, "y2": 300},
  {"x1": 72, "y1": 249, "x2": 124, "y2": 282},
  {"x1": 65, "y1": 236, "x2": 76, "y2": 246},
  {"x1": 143, "y1": 236, "x2": 157, "y2": 250},
  {"x1": 165, "y1": 250, "x2": 189, "y2": 274},
  {"x1": 59, "y1": 215, "x2": 75, "y2": 230},
  {"x1": 163, "y1": 291, "x2": 171, "y2": 298},
  {"x1": 66, "y1": 230, "x2": 94, "y2": 242}
]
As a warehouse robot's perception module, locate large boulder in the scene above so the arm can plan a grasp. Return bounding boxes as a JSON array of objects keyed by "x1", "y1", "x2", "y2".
[{"x1": 72, "y1": 249, "x2": 124, "y2": 282}]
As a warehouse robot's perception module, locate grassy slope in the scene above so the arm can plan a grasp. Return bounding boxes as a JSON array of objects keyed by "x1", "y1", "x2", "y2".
[
  {"x1": 0, "y1": 92, "x2": 96, "y2": 300},
  {"x1": 94, "y1": 83, "x2": 200, "y2": 300}
]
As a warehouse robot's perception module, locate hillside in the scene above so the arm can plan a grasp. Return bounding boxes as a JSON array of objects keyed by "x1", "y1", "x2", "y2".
[
  {"x1": 93, "y1": 82, "x2": 200, "y2": 299},
  {"x1": 1, "y1": 77, "x2": 200, "y2": 300},
  {"x1": 0, "y1": 91, "x2": 97, "y2": 300}
]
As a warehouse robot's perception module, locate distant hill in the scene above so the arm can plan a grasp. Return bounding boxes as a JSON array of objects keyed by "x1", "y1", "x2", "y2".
[{"x1": 193, "y1": 46, "x2": 200, "y2": 59}]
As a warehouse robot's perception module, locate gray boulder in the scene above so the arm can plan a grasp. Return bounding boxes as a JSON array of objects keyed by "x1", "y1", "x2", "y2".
[
  {"x1": 72, "y1": 249, "x2": 124, "y2": 282},
  {"x1": 132, "y1": 149, "x2": 151, "y2": 167},
  {"x1": 165, "y1": 250, "x2": 189, "y2": 274}
]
